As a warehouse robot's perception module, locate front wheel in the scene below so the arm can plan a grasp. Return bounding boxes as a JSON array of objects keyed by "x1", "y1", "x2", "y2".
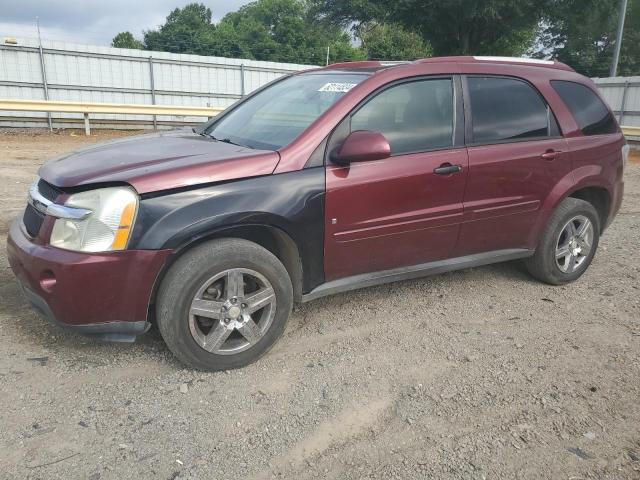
[
  {"x1": 156, "y1": 238, "x2": 293, "y2": 371},
  {"x1": 525, "y1": 197, "x2": 600, "y2": 285}
]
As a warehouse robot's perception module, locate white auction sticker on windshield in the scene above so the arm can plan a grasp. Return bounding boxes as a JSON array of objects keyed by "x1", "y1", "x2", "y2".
[{"x1": 318, "y1": 82, "x2": 357, "y2": 93}]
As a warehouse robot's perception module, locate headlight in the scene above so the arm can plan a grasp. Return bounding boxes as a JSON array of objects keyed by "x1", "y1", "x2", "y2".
[{"x1": 50, "y1": 187, "x2": 138, "y2": 252}]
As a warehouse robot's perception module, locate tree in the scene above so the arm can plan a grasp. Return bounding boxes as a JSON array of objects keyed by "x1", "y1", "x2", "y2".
[
  {"x1": 312, "y1": 0, "x2": 548, "y2": 56},
  {"x1": 111, "y1": 31, "x2": 143, "y2": 49},
  {"x1": 359, "y1": 23, "x2": 432, "y2": 60},
  {"x1": 534, "y1": 0, "x2": 640, "y2": 77},
  {"x1": 219, "y1": 0, "x2": 363, "y2": 64},
  {"x1": 143, "y1": 3, "x2": 217, "y2": 55},
  {"x1": 136, "y1": 0, "x2": 364, "y2": 64}
]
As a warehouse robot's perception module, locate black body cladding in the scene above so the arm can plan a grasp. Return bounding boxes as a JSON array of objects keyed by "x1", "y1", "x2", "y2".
[{"x1": 129, "y1": 168, "x2": 326, "y2": 293}]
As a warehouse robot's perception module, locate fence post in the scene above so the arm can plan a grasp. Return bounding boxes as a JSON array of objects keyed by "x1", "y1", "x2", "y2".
[
  {"x1": 240, "y1": 64, "x2": 246, "y2": 97},
  {"x1": 36, "y1": 18, "x2": 52, "y2": 131},
  {"x1": 619, "y1": 80, "x2": 630, "y2": 124},
  {"x1": 148, "y1": 56, "x2": 157, "y2": 130},
  {"x1": 83, "y1": 113, "x2": 90, "y2": 136}
]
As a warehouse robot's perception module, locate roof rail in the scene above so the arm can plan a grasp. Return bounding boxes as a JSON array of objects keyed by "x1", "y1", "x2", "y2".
[
  {"x1": 325, "y1": 56, "x2": 575, "y2": 72},
  {"x1": 324, "y1": 60, "x2": 410, "y2": 70},
  {"x1": 471, "y1": 56, "x2": 574, "y2": 71},
  {"x1": 473, "y1": 56, "x2": 554, "y2": 65}
]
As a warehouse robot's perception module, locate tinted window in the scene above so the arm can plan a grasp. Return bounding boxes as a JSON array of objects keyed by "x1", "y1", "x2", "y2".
[
  {"x1": 351, "y1": 79, "x2": 454, "y2": 155},
  {"x1": 206, "y1": 73, "x2": 368, "y2": 150},
  {"x1": 551, "y1": 80, "x2": 617, "y2": 136},
  {"x1": 468, "y1": 77, "x2": 551, "y2": 144}
]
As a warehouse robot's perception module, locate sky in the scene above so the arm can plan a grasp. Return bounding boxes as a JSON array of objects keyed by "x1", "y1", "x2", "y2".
[{"x1": 0, "y1": 0, "x2": 251, "y2": 46}]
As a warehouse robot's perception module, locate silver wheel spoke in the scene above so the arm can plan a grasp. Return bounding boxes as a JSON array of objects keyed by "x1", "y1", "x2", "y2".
[
  {"x1": 237, "y1": 316, "x2": 261, "y2": 344},
  {"x1": 575, "y1": 220, "x2": 589, "y2": 239},
  {"x1": 565, "y1": 254, "x2": 576, "y2": 273},
  {"x1": 190, "y1": 298, "x2": 224, "y2": 319},
  {"x1": 203, "y1": 322, "x2": 232, "y2": 352},
  {"x1": 566, "y1": 220, "x2": 576, "y2": 237},
  {"x1": 245, "y1": 287, "x2": 275, "y2": 314},
  {"x1": 555, "y1": 244, "x2": 571, "y2": 259},
  {"x1": 226, "y1": 270, "x2": 244, "y2": 298}
]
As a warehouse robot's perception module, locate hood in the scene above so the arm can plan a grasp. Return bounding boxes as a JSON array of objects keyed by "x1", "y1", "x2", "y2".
[{"x1": 38, "y1": 130, "x2": 280, "y2": 194}]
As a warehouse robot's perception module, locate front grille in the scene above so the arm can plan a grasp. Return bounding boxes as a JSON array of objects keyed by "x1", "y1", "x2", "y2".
[
  {"x1": 37, "y1": 179, "x2": 63, "y2": 202},
  {"x1": 23, "y1": 203, "x2": 45, "y2": 237},
  {"x1": 22, "y1": 179, "x2": 63, "y2": 238}
]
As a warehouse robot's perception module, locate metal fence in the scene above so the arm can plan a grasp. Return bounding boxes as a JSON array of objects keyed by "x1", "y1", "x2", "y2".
[
  {"x1": 1, "y1": 39, "x2": 639, "y2": 135},
  {"x1": 593, "y1": 76, "x2": 640, "y2": 129},
  {"x1": 0, "y1": 38, "x2": 313, "y2": 129}
]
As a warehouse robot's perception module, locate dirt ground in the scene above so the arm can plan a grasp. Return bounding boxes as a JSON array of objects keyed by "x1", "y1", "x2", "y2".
[{"x1": 0, "y1": 130, "x2": 639, "y2": 480}]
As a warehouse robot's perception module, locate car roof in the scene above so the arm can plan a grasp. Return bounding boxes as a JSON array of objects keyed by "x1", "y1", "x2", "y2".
[{"x1": 321, "y1": 56, "x2": 575, "y2": 73}]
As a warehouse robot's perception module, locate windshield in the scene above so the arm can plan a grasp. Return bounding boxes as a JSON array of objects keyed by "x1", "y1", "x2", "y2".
[{"x1": 205, "y1": 73, "x2": 368, "y2": 150}]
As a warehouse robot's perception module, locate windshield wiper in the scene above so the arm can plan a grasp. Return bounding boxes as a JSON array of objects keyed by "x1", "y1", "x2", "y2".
[{"x1": 208, "y1": 134, "x2": 250, "y2": 148}]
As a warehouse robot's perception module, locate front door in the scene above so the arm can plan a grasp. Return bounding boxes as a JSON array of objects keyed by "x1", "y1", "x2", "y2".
[{"x1": 324, "y1": 77, "x2": 469, "y2": 281}]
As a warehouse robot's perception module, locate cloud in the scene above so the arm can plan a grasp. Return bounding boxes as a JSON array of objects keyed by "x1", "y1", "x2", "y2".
[{"x1": 0, "y1": 0, "x2": 251, "y2": 45}]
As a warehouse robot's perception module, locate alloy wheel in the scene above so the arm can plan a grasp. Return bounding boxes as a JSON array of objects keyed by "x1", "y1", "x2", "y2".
[
  {"x1": 188, "y1": 268, "x2": 276, "y2": 355},
  {"x1": 555, "y1": 215, "x2": 594, "y2": 273}
]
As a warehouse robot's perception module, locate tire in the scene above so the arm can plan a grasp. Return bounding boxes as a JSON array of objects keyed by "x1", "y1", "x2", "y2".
[
  {"x1": 156, "y1": 238, "x2": 293, "y2": 371},
  {"x1": 525, "y1": 197, "x2": 600, "y2": 285}
]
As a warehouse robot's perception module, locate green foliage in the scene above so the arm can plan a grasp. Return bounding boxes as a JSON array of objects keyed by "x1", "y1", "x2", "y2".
[
  {"x1": 142, "y1": 3, "x2": 217, "y2": 55},
  {"x1": 535, "y1": 0, "x2": 640, "y2": 77},
  {"x1": 359, "y1": 23, "x2": 432, "y2": 60},
  {"x1": 111, "y1": 31, "x2": 143, "y2": 50},
  {"x1": 221, "y1": 0, "x2": 365, "y2": 64},
  {"x1": 133, "y1": 1, "x2": 363, "y2": 65},
  {"x1": 112, "y1": 0, "x2": 639, "y2": 75},
  {"x1": 313, "y1": 0, "x2": 549, "y2": 56}
]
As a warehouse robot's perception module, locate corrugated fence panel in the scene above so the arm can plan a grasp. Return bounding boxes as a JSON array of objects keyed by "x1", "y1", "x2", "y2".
[
  {"x1": 0, "y1": 37, "x2": 312, "y2": 129},
  {"x1": 4, "y1": 41, "x2": 637, "y2": 131},
  {"x1": 593, "y1": 76, "x2": 640, "y2": 128}
]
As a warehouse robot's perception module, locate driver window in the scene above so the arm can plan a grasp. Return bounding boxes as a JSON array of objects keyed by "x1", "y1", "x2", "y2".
[{"x1": 351, "y1": 78, "x2": 454, "y2": 155}]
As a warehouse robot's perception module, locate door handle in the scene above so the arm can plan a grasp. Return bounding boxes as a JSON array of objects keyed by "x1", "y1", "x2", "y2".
[
  {"x1": 541, "y1": 150, "x2": 562, "y2": 160},
  {"x1": 433, "y1": 163, "x2": 462, "y2": 175}
]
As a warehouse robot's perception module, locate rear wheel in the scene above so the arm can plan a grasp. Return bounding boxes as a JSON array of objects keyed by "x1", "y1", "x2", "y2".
[
  {"x1": 525, "y1": 197, "x2": 600, "y2": 285},
  {"x1": 156, "y1": 238, "x2": 293, "y2": 370}
]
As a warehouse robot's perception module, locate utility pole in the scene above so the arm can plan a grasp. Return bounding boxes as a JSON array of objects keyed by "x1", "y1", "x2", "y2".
[
  {"x1": 610, "y1": 0, "x2": 629, "y2": 77},
  {"x1": 326, "y1": 46, "x2": 330, "y2": 66},
  {"x1": 36, "y1": 17, "x2": 52, "y2": 131}
]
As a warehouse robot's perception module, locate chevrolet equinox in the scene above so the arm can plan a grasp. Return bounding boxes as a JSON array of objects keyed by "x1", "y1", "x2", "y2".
[{"x1": 7, "y1": 56, "x2": 628, "y2": 370}]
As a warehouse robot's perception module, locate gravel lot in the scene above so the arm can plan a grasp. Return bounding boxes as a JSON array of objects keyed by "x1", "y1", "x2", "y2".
[{"x1": 1, "y1": 130, "x2": 639, "y2": 480}]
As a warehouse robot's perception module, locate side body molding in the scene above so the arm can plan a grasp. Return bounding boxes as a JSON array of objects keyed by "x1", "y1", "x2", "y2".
[{"x1": 129, "y1": 168, "x2": 326, "y2": 293}]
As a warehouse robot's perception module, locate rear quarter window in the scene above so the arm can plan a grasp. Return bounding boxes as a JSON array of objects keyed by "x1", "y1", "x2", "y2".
[{"x1": 551, "y1": 80, "x2": 618, "y2": 136}]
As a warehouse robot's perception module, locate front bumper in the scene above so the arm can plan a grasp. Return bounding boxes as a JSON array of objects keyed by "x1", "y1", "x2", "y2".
[{"x1": 7, "y1": 219, "x2": 171, "y2": 342}]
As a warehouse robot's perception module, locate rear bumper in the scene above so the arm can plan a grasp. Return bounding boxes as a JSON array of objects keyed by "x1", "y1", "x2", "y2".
[
  {"x1": 607, "y1": 180, "x2": 624, "y2": 229},
  {"x1": 7, "y1": 219, "x2": 171, "y2": 341}
]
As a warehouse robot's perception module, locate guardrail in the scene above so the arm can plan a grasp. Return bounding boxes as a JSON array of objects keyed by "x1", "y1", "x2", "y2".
[
  {"x1": 0, "y1": 98, "x2": 639, "y2": 139},
  {"x1": 0, "y1": 99, "x2": 224, "y2": 135},
  {"x1": 622, "y1": 125, "x2": 640, "y2": 138}
]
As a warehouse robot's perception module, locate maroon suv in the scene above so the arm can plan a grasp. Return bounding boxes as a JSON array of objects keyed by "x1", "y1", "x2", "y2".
[{"x1": 7, "y1": 56, "x2": 627, "y2": 370}]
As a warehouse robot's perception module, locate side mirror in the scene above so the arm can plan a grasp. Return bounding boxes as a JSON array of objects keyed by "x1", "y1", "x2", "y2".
[{"x1": 331, "y1": 130, "x2": 391, "y2": 165}]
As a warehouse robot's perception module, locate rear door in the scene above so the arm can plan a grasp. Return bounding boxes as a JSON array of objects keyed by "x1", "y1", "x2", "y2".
[
  {"x1": 324, "y1": 77, "x2": 468, "y2": 280},
  {"x1": 453, "y1": 75, "x2": 571, "y2": 256}
]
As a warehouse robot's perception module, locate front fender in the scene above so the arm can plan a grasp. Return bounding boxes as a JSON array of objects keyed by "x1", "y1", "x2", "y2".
[{"x1": 129, "y1": 168, "x2": 326, "y2": 292}]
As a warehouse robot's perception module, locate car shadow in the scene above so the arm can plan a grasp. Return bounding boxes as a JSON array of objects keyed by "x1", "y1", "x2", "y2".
[
  {"x1": 0, "y1": 259, "x2": 536, "y2": 368},
  {"x1": 0, "y1": 274, "x2": 179, "y2": 368}
]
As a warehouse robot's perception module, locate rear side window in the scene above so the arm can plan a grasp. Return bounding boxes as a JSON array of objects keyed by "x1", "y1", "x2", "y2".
[
  {"x1": 351, "y1": 78, "x2": 454, "y2": 155},
  {"x1": 551, "y1": 80, "x2": 618, "y2": 136},
  {"x1": 467, "y1": 76, "x2": 555, "y2": 144}
]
